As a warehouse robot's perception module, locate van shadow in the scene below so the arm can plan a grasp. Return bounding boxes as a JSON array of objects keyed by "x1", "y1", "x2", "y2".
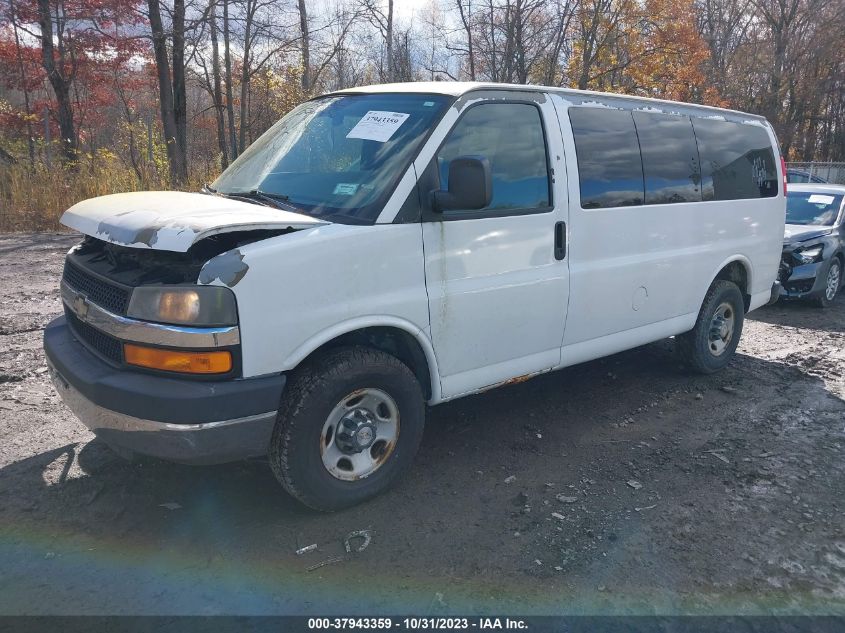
[{"x1": 1, "y1": 334, "x2": 843, "y2": 614}]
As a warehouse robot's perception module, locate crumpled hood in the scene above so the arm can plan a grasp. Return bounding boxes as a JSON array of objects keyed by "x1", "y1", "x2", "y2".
[
  {"x1": 783, "y1": 224, "x2": 833, "y2": 244},
  {"x1": 61, "y1": 191, "x2": 326, "y2": 252}
]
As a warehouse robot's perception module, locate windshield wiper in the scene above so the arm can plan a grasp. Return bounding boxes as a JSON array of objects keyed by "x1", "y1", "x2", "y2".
[
  {"x1": 213, "y1": 188, "x2": 304, "y2": 213},
  {"x1": 243, "y1": 189, "x2": 292, "y2": 207}
]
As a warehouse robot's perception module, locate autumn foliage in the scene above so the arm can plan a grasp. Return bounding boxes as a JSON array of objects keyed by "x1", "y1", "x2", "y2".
[{"x1": 1, "y1": 0, "x2": 844, "y2": 230}]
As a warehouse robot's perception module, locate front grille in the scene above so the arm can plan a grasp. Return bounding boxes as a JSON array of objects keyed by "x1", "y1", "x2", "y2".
[
  {"x1": 65, "y1": 306, "x2": 124, "y2": 365},
  {"x1": 63, "y1": 259, "x2": 131, "y2": 315}
]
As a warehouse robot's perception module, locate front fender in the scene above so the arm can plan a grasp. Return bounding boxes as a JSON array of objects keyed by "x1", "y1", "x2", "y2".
[
  {"x1": 224, "y1": 223, "x2": 432, "y2": 389},
  {"x1": 280, "y1": 316, "x2": 442, "y2": 403}
]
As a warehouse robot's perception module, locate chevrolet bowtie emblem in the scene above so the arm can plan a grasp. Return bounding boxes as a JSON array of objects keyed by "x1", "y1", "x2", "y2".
[{"x1": 73, "y1": 293, "x2": 90, "y2": 320}]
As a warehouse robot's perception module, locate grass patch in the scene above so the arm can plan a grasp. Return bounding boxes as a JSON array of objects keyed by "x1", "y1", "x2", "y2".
[{"x1": 0, "y1": 159, "x2": 216, "y2": 233}]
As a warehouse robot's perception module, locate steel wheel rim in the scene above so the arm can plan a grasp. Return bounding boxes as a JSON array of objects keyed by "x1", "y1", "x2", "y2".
[
  {"x1": 708, "y1": 302, "x2": 735, "y2": 356},
  {"x1": 826, "y1": 262, "x2": 841, "y2": 301},
  {"x1": 320, "y1": 388, "x2": 400, "y2": 481}
]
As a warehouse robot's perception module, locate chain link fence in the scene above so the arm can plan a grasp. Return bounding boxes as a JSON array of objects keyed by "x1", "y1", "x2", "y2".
[{"x1": 786, "y1": 162, "x2": 845, "y2": 184}]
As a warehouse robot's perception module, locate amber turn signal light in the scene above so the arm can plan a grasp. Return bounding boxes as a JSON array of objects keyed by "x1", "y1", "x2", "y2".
[{"x1": 124, "y1": 344, "x2": 232, "y2": 374}]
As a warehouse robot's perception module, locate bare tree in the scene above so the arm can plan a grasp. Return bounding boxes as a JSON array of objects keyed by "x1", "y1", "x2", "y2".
[
  {"x1": 8, "y1": 0, "x2": 36, "y2": 166},
  {"x1": 222, "y1": 0, "x2": 237, "y2": 160},
  {"x1": 298, "y1": 0, "x2": 310, "y2": 92},
  {"x1": 35, "y1": 0, "x2": 77, "y2": 163},
  {"x1": 147, "y1": 0, "x2": 188, "y2": 184},
  {"x1": 360, "y1": 0, "x2": 394, "y2": 81},
  {"x1": 455, "y1": 0, "x2": 476, "y2": 80},
  {"x1": 198, "y1": 0, "x2": 229, "y2": 168}
]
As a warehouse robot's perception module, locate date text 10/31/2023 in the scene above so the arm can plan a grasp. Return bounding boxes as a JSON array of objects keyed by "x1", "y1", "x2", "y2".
[{"x1": 307, "y1": 617, "x2": 528, "y2": 630}]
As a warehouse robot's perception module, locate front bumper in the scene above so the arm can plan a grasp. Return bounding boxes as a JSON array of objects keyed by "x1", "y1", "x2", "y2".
[
  {"x1": 778, "y1": 259, "x2": 829, "y2": 300},
  {"x1": 44, "y1": 316, "x2": 285, "y2": 464}
]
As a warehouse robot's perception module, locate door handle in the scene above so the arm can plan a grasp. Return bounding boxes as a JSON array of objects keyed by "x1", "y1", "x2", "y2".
[{"x1": 554, "y1": 221, "x2": 566, "y2": 261}]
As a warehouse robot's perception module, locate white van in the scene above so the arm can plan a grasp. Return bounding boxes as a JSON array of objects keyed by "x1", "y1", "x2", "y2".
[{"x1": 45, "y1": 82, "x2": 786, "y2": 510}]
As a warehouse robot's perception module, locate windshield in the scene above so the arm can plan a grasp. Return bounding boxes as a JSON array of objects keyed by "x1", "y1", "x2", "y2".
[
  {"x1": 786, "y1": 191, "x2": 843, "y2": 226},
  {"x1": 211, "y1": 93, "x2": 452, "y2": 223}
]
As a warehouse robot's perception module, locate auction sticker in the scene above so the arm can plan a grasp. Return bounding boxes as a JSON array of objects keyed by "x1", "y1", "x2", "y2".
[
  {"x1": 808, "y1": 194, "x2": 835, "y2": 205},
  {"x1": 347, "y1": 111, "x2": 410, "y2": 142}
]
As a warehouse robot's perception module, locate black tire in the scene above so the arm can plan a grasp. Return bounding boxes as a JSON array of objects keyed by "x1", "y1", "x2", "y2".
[
  {"x1": 812, "y1": 258, "x2": 842, "y2": 308},
  {"x1": 269, "y1": 346, "x2": 425, "y2": 511},
  {"x1": 677, "y1": 280, "x2": 745, "y2": 374}
]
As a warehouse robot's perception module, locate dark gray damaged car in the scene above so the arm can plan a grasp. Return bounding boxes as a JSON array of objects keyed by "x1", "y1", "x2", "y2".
[{"x1": 778, "y1": 184, "x2": 845, "y2": 307}]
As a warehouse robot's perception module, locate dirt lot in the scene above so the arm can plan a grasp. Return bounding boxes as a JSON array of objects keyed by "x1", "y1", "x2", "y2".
[{"x1": 0, "y1": 232, "x2": 843, "y2": 616}]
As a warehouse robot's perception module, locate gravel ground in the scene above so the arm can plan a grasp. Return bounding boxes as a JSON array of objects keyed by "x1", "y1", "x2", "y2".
[{"x1": 0, "y1": 232, "x2": 843, "y2": 616}]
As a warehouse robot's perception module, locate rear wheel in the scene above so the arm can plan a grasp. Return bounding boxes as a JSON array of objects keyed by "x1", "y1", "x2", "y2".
[
  {"x1": 812, "y1": 258, "x2": 841, "y2": 308},
  {"x1": 269, "y1": 346, "x2": 425, "y2": 511},
  {"x1": 677, "y1": 280, "x2": 745, "y2": 374}
]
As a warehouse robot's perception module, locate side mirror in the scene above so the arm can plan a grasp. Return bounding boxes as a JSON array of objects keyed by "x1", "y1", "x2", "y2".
[{"x1": 431, "y1": 155, "x2": 492, "y2": 212}]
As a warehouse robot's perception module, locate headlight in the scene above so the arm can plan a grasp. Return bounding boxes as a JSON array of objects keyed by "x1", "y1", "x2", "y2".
[
  {"x1": 794, "y1": 244, "x2": 823, "y2": 265},
  {"x1": 127, "y1": 286, "x2": 238, "y2": 326}
]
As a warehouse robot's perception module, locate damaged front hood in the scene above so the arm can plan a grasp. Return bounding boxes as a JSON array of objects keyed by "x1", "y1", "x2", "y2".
[
  {"x1": 783, "y1": 224, "x2": 833, "y2": 243},
  {"x1": 61, "y1": 191, "x2": 326, "y2": 252}
]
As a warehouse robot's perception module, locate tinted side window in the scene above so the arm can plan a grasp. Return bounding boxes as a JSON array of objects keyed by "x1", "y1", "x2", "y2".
[
  {"x1": 569, "y1": 107, "x2": 644, "y2": 209},
  {"x1": 692, "y1": 119, "x2": 778, "y2": 201},
  {"x1": 633, "y1": 112, "x2": 702, "y2": 204},
  {"x1": 438, "y1": 103, "x2": 550, "y2": 212}
]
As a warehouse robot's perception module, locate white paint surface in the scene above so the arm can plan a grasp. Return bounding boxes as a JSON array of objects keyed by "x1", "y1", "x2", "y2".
[
  {"x1": 550, "y1": 93, "x2": 784, "y2": 360},
  {"x1": 419, "y1": 92, "x2": 571, "y2": 399},
  {"x1": 61, "y1": 191, "x2": 324, "y2": 252},
  {"x1": 58, "y1": 84, "x2": 786, "y2": 407}
]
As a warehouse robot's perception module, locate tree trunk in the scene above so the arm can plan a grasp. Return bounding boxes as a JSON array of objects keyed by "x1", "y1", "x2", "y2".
[
  {"x1": 223, "y1": 0, "x2": 238, "y2": 160},
  {"x1": 386, "y1": 0, "x2": 393, "y2": 81},
  {"x1": 172, "y1": 0, "x2": 188, "y2": 171},
  {"x1": 36, "y1": 0, "x2": 77, "y2": 164},
  {"x1": 147, "y1": 0, "x2": 187, "y2": 185},
  {"x1": 456, "y1": 0, "x2": 476, "y2": 80},
  {"x1": 298, "y1": 0, "x2": 310, "y2": 92},
  {"x1": 10, "y1": 0, "x2": 36, "y2": 167},
  {"x1": 209, "y1": 1, "x2": 229, "y2": 169},
  {"x1": 238, "y1": 0, "x2": 254, "y2": 153}
]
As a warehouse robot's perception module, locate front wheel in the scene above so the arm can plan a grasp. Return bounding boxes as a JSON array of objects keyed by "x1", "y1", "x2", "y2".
[
  {"x1": 269, "y1": 346, "x2": 425, "y2": 511},
  {"x1": 677, "y1": 280, "x2": 745, "y2": 374},
  {"x1": 812, "y1": 258, "x2": 841, "y2": 308}
]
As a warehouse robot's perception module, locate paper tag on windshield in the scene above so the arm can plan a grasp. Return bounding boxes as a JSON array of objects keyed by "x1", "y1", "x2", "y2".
[
  {"x1": 808, "y1": 194, "x2": 835, "y2": 205},
  {"x1": 346, "y1": 111, "x2": 410, "y2": 142}
]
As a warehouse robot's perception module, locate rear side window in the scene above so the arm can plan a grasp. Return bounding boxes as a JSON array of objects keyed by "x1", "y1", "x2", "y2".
[
  {"x1": 633, "y1": 111, "x2": 702, "y2": 204},
  {"x1": 568, "y1": 108, "x2": 644, "y2": 209},
  {"x1": 691, "y1": 119, "x2": 778, "y2": 201},
  {"x1": 438, "y1": 103, "x2": 550, "y2": 213}
]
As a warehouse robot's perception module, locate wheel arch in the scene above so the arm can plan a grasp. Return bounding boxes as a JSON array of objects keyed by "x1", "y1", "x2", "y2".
[
  {"x1": 831, "y1": 251, "x2": 844, "y2": 288},
  {"x1": 282, "y1": 317, "x2": 441, "y2": 403},
  {"x1": 709, "y1": 256, "x2": 753, "y2": 312}
]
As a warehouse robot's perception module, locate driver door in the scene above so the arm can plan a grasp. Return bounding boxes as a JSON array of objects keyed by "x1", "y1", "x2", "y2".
[{"x1": 420, "y1": 93, "x2": 570, "y2": 399}]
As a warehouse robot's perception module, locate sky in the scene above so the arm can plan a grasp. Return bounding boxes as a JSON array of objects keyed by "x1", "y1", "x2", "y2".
[{"x1": 393, "y1": 0, "x2": 437, "y2": 20}]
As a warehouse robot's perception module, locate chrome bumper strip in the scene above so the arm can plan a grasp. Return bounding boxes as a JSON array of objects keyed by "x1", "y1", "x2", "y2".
[
  {"x1": 48, "y1": 361, "x2": 275, "y2": 464},
  {"x1": 61, "y1": 280, "x2": 240, "y2": 348}
]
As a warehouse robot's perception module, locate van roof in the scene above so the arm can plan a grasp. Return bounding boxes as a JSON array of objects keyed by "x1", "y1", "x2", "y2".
[{"x1": 333, "y1": 81, "x2": 768, "y2": 124}]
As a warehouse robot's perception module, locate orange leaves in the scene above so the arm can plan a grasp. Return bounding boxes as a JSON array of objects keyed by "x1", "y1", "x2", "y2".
[{"x1": 568, "y1": 0, "x2": 717, "y2": 103}]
